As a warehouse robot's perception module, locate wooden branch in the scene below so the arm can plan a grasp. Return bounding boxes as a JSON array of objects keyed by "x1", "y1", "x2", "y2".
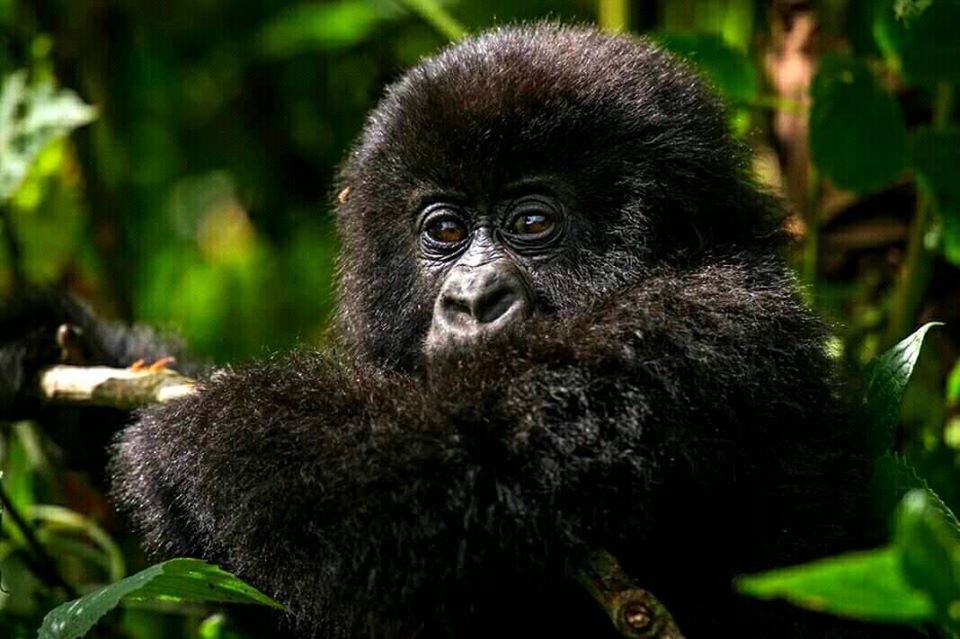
[
  {"x1": 34, "y1": 364, "x2": 683, "y2": 637},
  {"x1": 38, "y1": 365, "x2": 197, "y2": 409},
  {"x1": 572, "y1": 550, "x2": 684, "y2": 639}
]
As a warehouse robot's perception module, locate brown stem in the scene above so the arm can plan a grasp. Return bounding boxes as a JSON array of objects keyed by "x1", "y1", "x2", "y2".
[{"x1": 571, "y1": 550, "x2": 684, "y2": 639}]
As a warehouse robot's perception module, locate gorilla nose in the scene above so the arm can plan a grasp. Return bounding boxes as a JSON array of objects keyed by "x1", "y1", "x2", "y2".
[{"x1": 437, "y1": 265, "x2": 531, "y2": 330}]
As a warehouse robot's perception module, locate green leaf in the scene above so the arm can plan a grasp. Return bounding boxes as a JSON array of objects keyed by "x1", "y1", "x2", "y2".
[
  {"x1": 736, "y1": 547, "x2": 933, "y2": 623},
  {"x1": 895, "y1": 490, "x2": 960, "y2": 630},
  {"x1": 875, "y1": 0, "x2": 960, "y2": 85},
  {"x1": 810, "y1": 54, "x2": 908, "y2": 193},
  {"x1": 874, "y1": 453, "x2": 960, "y2": 531},
  {"x1": 37, "y1": 559, "x2": 283, "y2": 639},
  {"x1": 652, "y1": 32, "x2": 758, "y2": 104},
  {"x1": 0, "y1": 72, "x2": 96, "y2": 202},
  {"x1": 401, "y1": 0, "x2": 465, "y2": 41},
  {"x1": 948, "y1": 359, "x2": 960, "y2": 407},
  {"x1": 863, "y1": 322, "x2": 942, "y2": 448},
  {"x1": 259, "y1": 0, "x2": 403, "y2": 57},
  {"x1": 910, "y1": 127, "x2": 960, "y2": 265}
]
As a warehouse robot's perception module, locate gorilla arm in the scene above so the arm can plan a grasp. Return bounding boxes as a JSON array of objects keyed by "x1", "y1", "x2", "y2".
[{"x1": 110, "y1": 257, "x2": 859, "y2": 635}]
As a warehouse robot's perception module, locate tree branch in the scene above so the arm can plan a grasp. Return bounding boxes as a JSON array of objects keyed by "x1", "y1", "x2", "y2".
[{"x1": 38, "y1": 364, "x2": 196, "y2": 408}]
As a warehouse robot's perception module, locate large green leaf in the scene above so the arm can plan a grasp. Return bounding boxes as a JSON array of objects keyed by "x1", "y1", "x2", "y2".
[
  {"x1": 0, "y1": 72, "x2": 96, "y2": 202},
  {"x1": 863, "y1": 322, "x2": 941, "y2": 449},
  {"x1": 874, "y1": 0, "x2": 960, "y2": 85},
  {"x1": 910, "y1": 127, "x2": 960, "y2": 265},
  {"x1": 37, "y1": 559, "x2": 283, "y2": 639},
  {"x1": 736, "y1": 548, "x2": 933, "y2": 623},
  {"x1": 810, "y1": 54, "x2": 907, "y2": 193},
  {"x1": 896, "y1": 490, "x2": 960, "y2": 631}
]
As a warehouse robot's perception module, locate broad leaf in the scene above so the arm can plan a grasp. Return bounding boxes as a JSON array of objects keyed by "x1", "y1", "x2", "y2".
[
  {"x1": 0, "y1": 72, "x2": 96, "y2": 202},
  {"x1": 810, "y1": 54, "x2": 907, "y2": 193},
  {"x1": 37, "y1": 559, "x2": 282, "y2": 639},
  {"x1": 863, "y1": 322, "x2": 942, "y2": 448},
  {"x1": 736, "y1": 548, "x2": 933, "y2": 624}
]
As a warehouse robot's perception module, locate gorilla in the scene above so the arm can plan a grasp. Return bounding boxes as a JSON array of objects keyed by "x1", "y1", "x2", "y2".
[{"x1": 1, "y1": 23, "x2": 898, "y2": 639}]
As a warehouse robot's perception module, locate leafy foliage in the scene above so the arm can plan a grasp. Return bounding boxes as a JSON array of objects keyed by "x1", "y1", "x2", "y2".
[
  {"x1": 0, "y1": 72, "x2": 95, "y2": 203},
  {"x1": 739, "y1": 324, "x2": 960, "y2": 634},
  {"x1": 38, "y1": 559, "x2": 282, "y2": 639},
  {"x1": 910, "y1": 127, "x2": 960, "y2": 265},
  {"x1": 864, "y1": 322, "x2": 942, "y2": 447},
  {"x1": 0, "y1": 0, "x2": 958, "y2": 637},
  {"x1": 809, "y1": 54, "x2": 907, "y2": 193},
  {"x1": 736, "y1": 547, "x2": 934, "y2": 624}
]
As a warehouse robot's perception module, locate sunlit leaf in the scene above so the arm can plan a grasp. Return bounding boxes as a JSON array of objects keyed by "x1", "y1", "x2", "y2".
[
  {"x1": 863, "y1": 322, "x2": 941, "y2": 448},
  {"x1": 736, "y1": 548, "x2": 933, "y2": 623},
  {"x1": 0, "y1": 72, "x2": 96, "y2": 202},
  {"x1": 810, "y1": 54, "x2": 907, "y2": 193},
  {"x1": 400, "y1": 0, "x2": 465, "y2": 41},
  {"x1": 38, "y1": 559, "x2": 282, "y2": 639},
  {"x1": 259, "y1": 0, "x2": 403, "y2": 57}
]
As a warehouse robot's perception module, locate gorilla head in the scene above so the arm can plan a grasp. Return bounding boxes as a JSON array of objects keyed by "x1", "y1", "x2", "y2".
[{"x1": 334, "y1": 24, "x2": 782, "y2": 369}]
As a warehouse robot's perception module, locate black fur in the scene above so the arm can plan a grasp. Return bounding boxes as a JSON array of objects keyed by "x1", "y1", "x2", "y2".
[
  {"x1": 0, "y1": 292, "x2": 187, "y2": 480},
  {"x1": 105, "y1": 24, "x2": 897, "y2": 638}
]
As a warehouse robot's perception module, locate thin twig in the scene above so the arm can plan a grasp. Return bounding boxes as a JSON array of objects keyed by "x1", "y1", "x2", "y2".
[
  {"x1": 39, "y1": 364, "x2": 196, "y2": 408},
  {"x1": 571, "y1": 550, "x2": 684, "y2": 639}
]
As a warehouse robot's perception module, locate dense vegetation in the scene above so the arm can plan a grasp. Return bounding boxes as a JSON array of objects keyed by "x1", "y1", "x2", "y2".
[{"x1": 1, "y1": 0, "x2": 959, "y2": 637}]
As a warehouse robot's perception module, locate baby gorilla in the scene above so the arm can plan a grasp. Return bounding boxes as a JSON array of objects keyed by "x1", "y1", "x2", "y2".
[{"x1": 106, "y1": 24, "x2": 883, "y2": 638}]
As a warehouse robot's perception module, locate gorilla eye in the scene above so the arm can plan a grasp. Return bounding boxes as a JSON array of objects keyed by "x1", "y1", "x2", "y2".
[
  {"x1": 512, "y1": 212, "x2": 554, "y2": 236},
  {"x1": 424, "y1": 216, "x2": 468, "y2": 245},
  {"x1": 504, "y1": 197, "x2": 562, "y2": 242}
]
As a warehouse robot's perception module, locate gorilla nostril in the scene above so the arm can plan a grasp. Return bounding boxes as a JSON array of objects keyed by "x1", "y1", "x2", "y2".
[
  {"x1": 475, "y1": 288, "x2": 520, "y2": 324},
  {"x1": 435, "y1": 264, "x2": 531, "y2": 335},
  {"x1": 442, "y1": 297, "x2": 471, "y2": 318}
]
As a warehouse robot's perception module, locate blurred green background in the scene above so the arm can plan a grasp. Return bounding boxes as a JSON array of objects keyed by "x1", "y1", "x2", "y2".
[{"x1": 2, "y1": 0, "x2": 960, "y2": 637}]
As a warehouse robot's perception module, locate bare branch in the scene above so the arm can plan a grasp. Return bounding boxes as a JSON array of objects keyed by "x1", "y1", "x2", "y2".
[{"x1": 38, "y1": 365, "x2": 197, "y2": 409}]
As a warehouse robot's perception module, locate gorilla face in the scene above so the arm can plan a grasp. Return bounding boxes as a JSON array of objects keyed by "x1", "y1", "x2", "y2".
[
  {"x1": 420, "y1": 186, "x2": 571, "y2": 356},
  {"x1": 334, "y1": 25, "x2": 781, "y2": 371}
]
